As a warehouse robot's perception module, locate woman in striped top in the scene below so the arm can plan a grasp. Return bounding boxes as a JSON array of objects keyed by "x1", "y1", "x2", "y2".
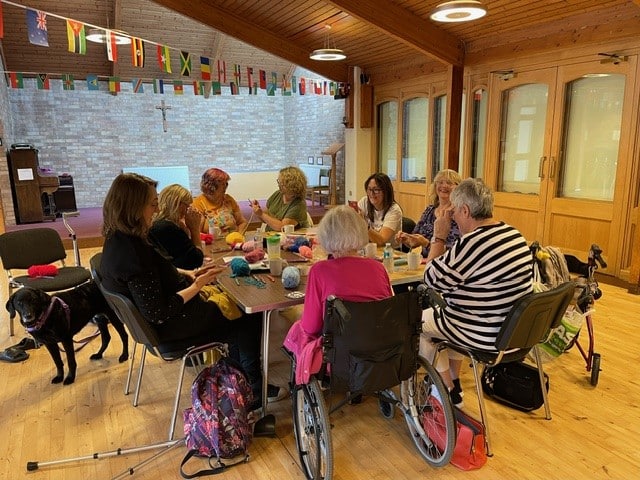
[{"x1": 420, "y1": 178, "x2": 532, "y2": 406}]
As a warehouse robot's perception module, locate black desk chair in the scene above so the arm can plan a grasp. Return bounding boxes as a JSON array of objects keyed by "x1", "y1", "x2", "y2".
[
  {"x1": 400, "y1": 217, "x2": 417, "y2": 252},
  {"x1": 0, "y1": 227, "x2": 91, "y2": 336},
  {"x1": 89, "y1": 253, "x2": 220, "y2": 441},
  {"x1": 433, "y1": 281, "x2": 576, "y2": 456}
]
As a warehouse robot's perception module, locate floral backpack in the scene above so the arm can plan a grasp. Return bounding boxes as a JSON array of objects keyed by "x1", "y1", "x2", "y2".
[{"x1": 180, "y1": 356, "x2": 254, "y2": 478}]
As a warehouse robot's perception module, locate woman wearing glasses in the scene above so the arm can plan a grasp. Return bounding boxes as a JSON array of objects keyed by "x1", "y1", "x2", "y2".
[
  {"x1": 250, "y1": 166, "x2": 310, "y2": 231},
  {"x1": 355, "y1": 172, "x2": 402, "y2": 247}
]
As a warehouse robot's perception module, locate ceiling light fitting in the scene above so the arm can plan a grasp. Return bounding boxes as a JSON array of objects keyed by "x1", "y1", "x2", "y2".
[
  {"x1": 86, "y1": 28, "x2": 131, "y2": 45},
  {"x1": 430, "y1": 1, "x2": 487, "y2": 23},
  {"x1": 310, "y1": 25, "x2": 346, "y2": 61}
]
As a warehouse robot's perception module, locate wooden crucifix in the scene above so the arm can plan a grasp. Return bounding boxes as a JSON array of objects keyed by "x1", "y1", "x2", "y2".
[{"x1": 155, "y1": 100, "x2": 172, "y2": 132}]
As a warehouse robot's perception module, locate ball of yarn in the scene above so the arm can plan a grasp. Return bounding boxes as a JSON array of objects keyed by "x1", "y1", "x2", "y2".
[
  {"x1": 229, "y1": 257, "x2": 251, "y2": 277},
  {"x1": 289, "y1": 236, "x2": 311, "y2": 252},
  {"x1": 225, "y1": 232, "x2": 245, "y2": 246},
  {"x1": 244, "y1": 248, "x2": 265, "y2": 264},
  {"x1": 27, "y1": 264, "x2": 59, "y2": 278},
  {"x1": 281, "y1": 266, "x2": 301, "y2": 289},
  {"x1": 242, "y1": 240, "x2": 256, "y2": 252},
  {"x1": 298, "y1": 245, "x2": 313, "y2": 259}
]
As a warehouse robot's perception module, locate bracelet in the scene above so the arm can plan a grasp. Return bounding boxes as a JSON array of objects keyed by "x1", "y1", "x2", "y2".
[{"x1": 432, "y1": 237, "x2": 446, "y2": 244}]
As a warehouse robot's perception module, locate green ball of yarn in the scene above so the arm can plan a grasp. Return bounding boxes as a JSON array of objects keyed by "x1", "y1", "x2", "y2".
[{"x1": 230, "y1": 257, "x2": 251, "y2": 277}]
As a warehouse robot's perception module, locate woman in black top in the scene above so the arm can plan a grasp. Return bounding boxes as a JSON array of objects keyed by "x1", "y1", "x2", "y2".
[{"x1": 100, "y1": 173, "x2": 265, "y2": 405}]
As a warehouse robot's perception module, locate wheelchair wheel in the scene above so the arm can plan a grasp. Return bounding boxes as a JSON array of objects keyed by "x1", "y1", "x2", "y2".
[
  {"x1": 590, "y1": 352, "x2": 601, "y2": 386},
  {"x1": 400, "y1": 355, "x2": 456, "y2": 467},
  {"x1": 291, "y1": 378, "x2": 333, "y2": 479}
]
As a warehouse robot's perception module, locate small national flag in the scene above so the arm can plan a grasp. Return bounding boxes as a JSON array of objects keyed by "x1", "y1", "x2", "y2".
[
  {"x1": 62, "y1": 73, "x2": 75, "y2": 91},
  {"x1": 109, "y1": 76, "x2": 120, "y2": 94},
  {"x1": 153, "y1": 78, "x2": 164, "y2": 94},
  {"x1": 246, "y1": 67, "x2": 254, "y2": 94},
  {"x1": 212, "y1": 81, "x2": 221, "y2": 95},
  {"x1": 233, "y1": 64, "x2": 241, "y2": 84},
  {"x1": 173, "y1": 80, "x2": 183, "y2": 95},
  {"x1": 87, "y1": 74, "x2": 99, "y2": 91},
  {"x1": 230, "y1": 82, "x2": 239, "y2": 95},
  {"x1": 132, "y1": 78, "x2": 144, "y2": 93},
  {"x1": 267, "y1": 72, "x2": 277, "y2": 96},
  {"x1": 193, "y1": 80, "x2": 201, "y2": 95},
  {"x1": 106, "y1": 30, "x2": 118, "y2": 62},
  {"x1": 200, "y1": 56, "x2": 211, "y2": 80},
  {"x1": 157, "y1": 45, "x2": 171, "y2": 73},
  {"x1": 315, "y1": 81, "x2": 322, "y2": 95},
  {"x1": 131, "y1": 37, "x2": 145, "y2": 67},
  {"x1": 37, "y1": 73, "x2": 50, "y2": 90},
  {"x1": 299, "y1": 78, "x2": 306, "y2": 95},
  {"x1": 292, "y1": 76, "x2": 297, "y2": 94},
  {"x1": 330, "y1": 82, "x2": 336, "y2": 96},
  {"x1": 202, "y1": 81, "x2": 212, "y2": 98},
  {"x1": 0, "y1": 2, "x2": 4, "y2": 39},
  {"x1": 27, "y1": 9, "x2": 48, "y2": 47},
  {"x1": 9, "y1": 72, "x2": 23, "y2": 89},
  {"x1": 66, "y1": 20, "x2": 86, "y2": 54},
  {"x1": 282, "y1": 75, "x2": 291, "y2": 96},
  {"x1": 217, "y1": 60, "x2": 226, "y2": 83},
  {"x1": 180, "y1": 51, "x2": 191, "y2": 76},
  {"x1": 259, "y1": 69, "x2": 266, "y2": 90}
]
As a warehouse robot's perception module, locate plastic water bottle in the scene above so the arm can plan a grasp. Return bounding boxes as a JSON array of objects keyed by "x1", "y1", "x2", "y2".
[
  {"x1": 207, "y1": 218, "x2": 216, "y2": 239},
  {"x1": 383, "y1": 242, "x2": 394, "y2": 273}
]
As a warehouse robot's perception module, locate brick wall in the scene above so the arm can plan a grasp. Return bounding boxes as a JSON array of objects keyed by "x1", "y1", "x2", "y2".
[{"x1": 0, "y1": 67, "x2": 345, "y2": 225}]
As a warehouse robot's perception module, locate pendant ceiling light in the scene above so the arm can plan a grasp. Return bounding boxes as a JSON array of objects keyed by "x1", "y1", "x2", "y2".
[
  {"x1": 86, "y1": 29, "x2": 131, "y2": 45},
  {"x1": 430, "y1": 0, "x2": 487, "y2": 23},
  {"x1": 310, "y1": 25, "x2": 346, "y2": 61}
]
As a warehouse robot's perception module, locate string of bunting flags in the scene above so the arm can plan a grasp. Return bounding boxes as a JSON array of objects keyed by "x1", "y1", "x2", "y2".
[{"x1": 0, "y1": 0, "x2": 348, "y2": 97}]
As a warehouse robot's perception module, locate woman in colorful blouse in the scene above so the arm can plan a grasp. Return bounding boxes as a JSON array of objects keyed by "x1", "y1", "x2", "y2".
[{"x1": 192, "y1": 168, "x2": 248, "y2": 234}]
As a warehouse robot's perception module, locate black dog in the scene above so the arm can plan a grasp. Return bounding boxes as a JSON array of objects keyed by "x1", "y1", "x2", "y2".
[{"x1": 6, "y1": 283, "x2": 128, "y2": 385}]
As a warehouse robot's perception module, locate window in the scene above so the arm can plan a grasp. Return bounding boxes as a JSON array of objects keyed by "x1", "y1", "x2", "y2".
[
  {"x1": 401, "y1": 97, "x2": 428, "y2": 182},
  {"x1": 377, "y1": 101, "x2": 398, "y2": 180}
]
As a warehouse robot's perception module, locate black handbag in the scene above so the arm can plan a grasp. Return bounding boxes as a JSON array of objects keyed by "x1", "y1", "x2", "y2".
[{"x1": 481, "y1": 361, "x2": 549, "y2": 412}]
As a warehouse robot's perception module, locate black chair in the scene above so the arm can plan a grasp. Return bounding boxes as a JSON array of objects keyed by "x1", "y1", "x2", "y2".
[
  {"x1": 400, "y1": 217, "x2": 417, "y2": 252},
  {"x1": 433, "y1": 281, "x2": 576, "y2": 456},
  {"x1": 0, "y1": 227, "x2": 91, "y2": 336},
  {"x1": 89, "y1": 253, "x2": 221, "y2": 441}
]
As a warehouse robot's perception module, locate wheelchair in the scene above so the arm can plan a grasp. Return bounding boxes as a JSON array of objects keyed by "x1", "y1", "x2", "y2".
[{"x1": 285, "y1": 287, "x2": 456, "y2": 479}]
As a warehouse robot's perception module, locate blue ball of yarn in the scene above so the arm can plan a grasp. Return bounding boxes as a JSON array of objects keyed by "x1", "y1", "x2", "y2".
[
  {"x1": 229, "y1": 257, "x2": 251, "y2": 277},
  {"x1": 289, "y1": 236, "x2": 311, "y2": 253},
  {"x1": 281, "y1": 266, "x2": 301, "y2": 289}
]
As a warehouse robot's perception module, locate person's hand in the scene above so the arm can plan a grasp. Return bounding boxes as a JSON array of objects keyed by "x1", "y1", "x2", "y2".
[
  {"x1": 250, "y1": 199, "x2": 263, "y2": 217},
  {"x1": 184, "y1": 206, "x2": 203, "y2": 231},
  {"x1": 193, "y1": 265, "x2": 224, "y2": 288},
  {"x1": 433, "y1": 206, "x2": 454, "y2": 239}
]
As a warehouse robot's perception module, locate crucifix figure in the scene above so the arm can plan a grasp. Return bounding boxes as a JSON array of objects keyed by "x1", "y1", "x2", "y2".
[{"x1": 155, "y1": 100, "x2": 172, "y2": 132}]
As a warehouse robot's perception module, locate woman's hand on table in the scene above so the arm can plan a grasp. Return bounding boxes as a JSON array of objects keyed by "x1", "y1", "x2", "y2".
[{"x1": 193, "y1": 265, "x2": 224, "y2": 288}]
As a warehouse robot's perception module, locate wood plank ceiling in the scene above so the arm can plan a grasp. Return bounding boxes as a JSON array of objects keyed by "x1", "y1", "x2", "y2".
[{"x1": 1, "y1": 0, "x2": 639, "y2": 87}]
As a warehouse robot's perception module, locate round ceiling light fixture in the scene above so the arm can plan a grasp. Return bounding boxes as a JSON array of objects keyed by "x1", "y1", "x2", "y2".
[
  {"x1": 310, "y1": 48, "x2": 347, "y2": 61},
  {"x1": 430, "y1": 0, "x2": 487, "y2": 23}
]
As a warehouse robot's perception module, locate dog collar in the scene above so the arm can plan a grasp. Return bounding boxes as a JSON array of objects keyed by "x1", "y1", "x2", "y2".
[{"x1": 27, "y1": 297, "x2": 71, "y2": 333}]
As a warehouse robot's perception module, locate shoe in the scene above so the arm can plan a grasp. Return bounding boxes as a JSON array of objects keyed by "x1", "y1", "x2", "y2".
[
  {"x1": 10, "y1": 337, "x2": 37, "y2": 351},
  {"x1": 0, "y1": 347, "x2": 29, "y2": 363},
  {"x1": 267, "y1": 384, "x2": 287, "y2": 403},
  {"x1": 449, "y1": 388, "x2": 464, "y2": 408},
  {"x1": 348, "y1": 393, "x2": 363, "y2": 405}
]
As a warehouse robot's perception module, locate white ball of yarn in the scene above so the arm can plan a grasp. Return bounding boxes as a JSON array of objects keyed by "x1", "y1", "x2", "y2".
[{"x1": 281, "y1": 266, "x2": 301, "y2": 289}]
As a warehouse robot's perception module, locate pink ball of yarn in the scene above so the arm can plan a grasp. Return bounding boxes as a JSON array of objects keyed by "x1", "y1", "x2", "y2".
[
  {"x1": 244, "y1": 248, "x2": 265, "y2": 264},
  {"x1": 298, "y1": 245, "x2": 313, "y2": 258},
  {"x1": 242, "y1": 240, "x2": 256, "y2": 252}
]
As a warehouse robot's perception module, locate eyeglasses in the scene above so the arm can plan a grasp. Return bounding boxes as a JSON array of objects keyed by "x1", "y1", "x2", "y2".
[{"x1": 366, "y1": 188, "x2": 383, "y2": 195}]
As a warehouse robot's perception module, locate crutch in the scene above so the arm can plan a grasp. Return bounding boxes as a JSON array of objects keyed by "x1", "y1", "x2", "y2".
[
  {"x1": 62, "y1": 210, "x2": 81, "y2": 266},
  {"x1": 26, "y1": 438, "x2": 184, "y2": 474}
]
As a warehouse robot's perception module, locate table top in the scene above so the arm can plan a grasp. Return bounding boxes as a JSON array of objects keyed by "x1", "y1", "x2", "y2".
[{"x1": 217, "y1": 273, "x2": 307, "y2": 314}]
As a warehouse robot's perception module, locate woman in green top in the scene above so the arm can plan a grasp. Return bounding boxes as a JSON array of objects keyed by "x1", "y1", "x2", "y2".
[{"x1": 250, "y1": 166, "x2": 310, "y2": 231}]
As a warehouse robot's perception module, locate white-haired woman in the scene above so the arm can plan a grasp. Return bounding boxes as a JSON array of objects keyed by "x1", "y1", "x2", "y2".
[{"x1": 283, "y1": 205, "x2": 393, "y2": 383}]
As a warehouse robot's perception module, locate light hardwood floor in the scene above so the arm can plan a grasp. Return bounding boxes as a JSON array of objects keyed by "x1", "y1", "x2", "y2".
[{"x1": 0, "y1": 247, "x2": 639, "y2": 480}]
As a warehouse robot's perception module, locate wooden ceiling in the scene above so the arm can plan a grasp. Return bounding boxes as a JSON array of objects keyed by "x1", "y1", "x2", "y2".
[{"x1": 1, "y1": 0, "x2": 639, "y2": 86}]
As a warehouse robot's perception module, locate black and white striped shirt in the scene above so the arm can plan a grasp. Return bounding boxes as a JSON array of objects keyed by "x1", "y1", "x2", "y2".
[{"x1": 424, "y1": 222, "x2": 532, "y2": 351}]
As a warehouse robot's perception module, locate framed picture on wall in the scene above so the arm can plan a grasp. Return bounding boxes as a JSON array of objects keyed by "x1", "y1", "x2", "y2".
[
  {"x1": 316, "y1": 157, "x2": 323, "y2": 165},
  {"x1": 308, "y1": 156, "x2": 315, "y2": 164}
]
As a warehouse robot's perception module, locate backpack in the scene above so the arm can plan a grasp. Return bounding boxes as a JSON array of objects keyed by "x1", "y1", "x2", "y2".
[{"x1": 180, "y1": 356, "x2": 254, "y2": 478}]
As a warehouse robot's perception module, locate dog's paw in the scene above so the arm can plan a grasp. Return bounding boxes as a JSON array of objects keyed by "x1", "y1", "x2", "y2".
[
  {"x1": 89, "y1": 353, "x2": 103, "y2": 360},
  {"x1": 51, "y1": 375, "x2": 64, "y2": 384},
  {"x1": 63, "y1": 375, "x2": 75, "y2": 385},
  {"x1": 118, "y1": 353, "x2": 128, "y2": 363}
]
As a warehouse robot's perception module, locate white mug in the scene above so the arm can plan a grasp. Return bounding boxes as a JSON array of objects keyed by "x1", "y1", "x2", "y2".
[
  {"x1": 364, "y1": 242, "x2": 377, "y2": 258},
  {"x1": 281, "y1": 224, "x2": 295, "y2": 234},
  {"x1": 407, "y1": 252, "x2": 421, "y2": 270},
  {"x1": 269, "y1": 258, "x2": 288, "y2": 276}
]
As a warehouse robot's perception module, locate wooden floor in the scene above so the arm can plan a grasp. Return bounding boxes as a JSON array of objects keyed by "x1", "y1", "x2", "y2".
[{"x1": 1, "y1": 247, "x2": 639, "y2": 480}]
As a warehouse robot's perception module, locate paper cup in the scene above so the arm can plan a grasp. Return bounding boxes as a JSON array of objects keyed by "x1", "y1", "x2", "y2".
[{"x1": 407, "y1": 252, "x2": 421, "y2": 270}]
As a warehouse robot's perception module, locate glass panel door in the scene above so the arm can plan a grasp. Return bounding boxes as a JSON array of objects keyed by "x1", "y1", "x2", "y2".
[
  {"x1": 401, "y1": 97, "x2": 428, "y2": 183},
  {"x1": 377, "y1": 101, "x2": 398, "y2": 179}
]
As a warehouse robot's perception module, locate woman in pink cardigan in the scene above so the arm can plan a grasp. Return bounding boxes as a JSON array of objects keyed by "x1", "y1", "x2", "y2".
[{"x1": 283, "y1": 205, "x2": 393, "y2": 384}]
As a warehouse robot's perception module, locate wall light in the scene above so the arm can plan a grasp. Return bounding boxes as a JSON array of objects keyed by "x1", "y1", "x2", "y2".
[
  {"x1": 310, "y1": 25, "x2": 346, "y2": 61},
  {"x1": 430, "y1": 1, "x2": 487, "y2": 23},
  {"x1": 86, "y1": 29, "x2": 131, "y2": 45}
]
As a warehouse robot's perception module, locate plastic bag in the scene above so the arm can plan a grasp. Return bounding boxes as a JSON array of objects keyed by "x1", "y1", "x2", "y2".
[{"x1": 538, "y1": 306, "x2": 590, "y2": 363}]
